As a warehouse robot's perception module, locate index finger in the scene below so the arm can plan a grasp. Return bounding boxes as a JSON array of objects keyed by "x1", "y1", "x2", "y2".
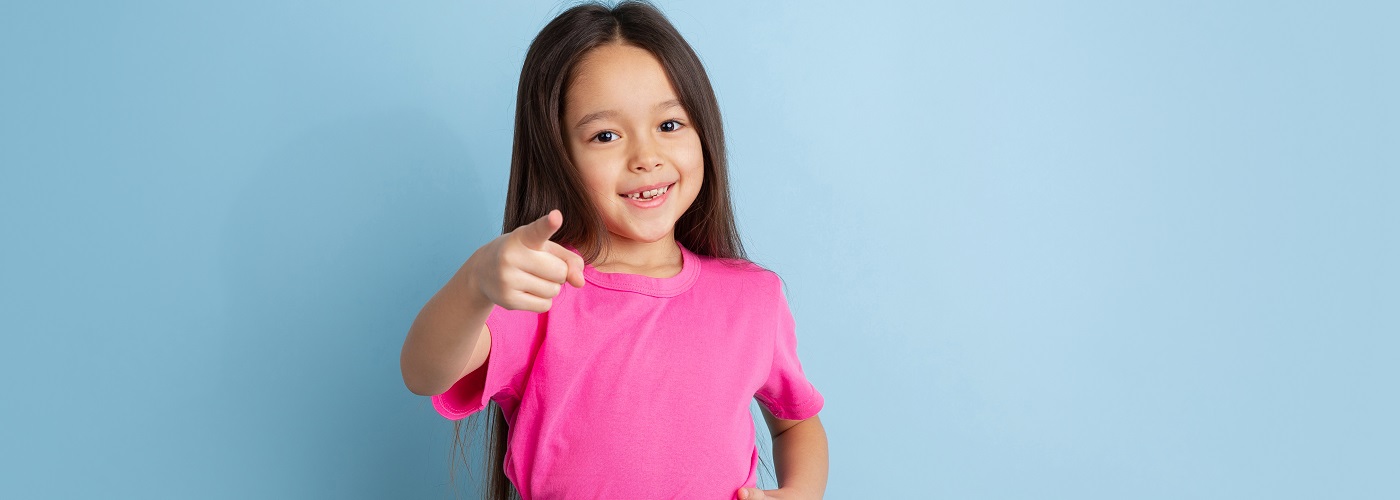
[{"x1": 515, "y1": 209, "x2": 562, "y2": 251}]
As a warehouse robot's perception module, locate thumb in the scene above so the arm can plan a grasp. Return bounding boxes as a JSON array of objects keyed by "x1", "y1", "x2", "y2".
[
  {"x1": 737, "y1": 487, "x2": 765, "y2": 500},
  {"x1": 515, "y1": 209, "x2": 562, "y2": 251}
]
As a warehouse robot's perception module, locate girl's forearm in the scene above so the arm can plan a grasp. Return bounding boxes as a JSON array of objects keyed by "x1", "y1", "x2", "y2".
[
  {"x1": 400, "y1": 265, "x2": 493, "y2": 396},
  {"x1": 772, "y1": 416, "x2": 829, "y2": 499}
]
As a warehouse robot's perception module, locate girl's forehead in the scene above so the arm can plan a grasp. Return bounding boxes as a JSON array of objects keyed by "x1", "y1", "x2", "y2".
[
  {"x1": 567, "y1": 44, "x2": 677, "y2": 106},
  {"x1": 577, "y1": 42, "x2": 657, "y2": 70}
]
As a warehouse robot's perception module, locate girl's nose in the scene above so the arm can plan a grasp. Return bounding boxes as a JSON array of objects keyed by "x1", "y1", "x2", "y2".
[{"x1": 630, "y1": 136, "x2": 664, "y2": 172}]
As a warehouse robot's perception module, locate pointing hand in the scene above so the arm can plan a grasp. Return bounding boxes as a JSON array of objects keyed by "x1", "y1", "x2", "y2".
[{"x1": 468, "y1": 209, "x2": 586, "y2": 313}]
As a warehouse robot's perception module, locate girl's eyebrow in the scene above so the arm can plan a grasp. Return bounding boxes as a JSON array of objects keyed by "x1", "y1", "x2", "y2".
[{"x1": 573, "y1": 98, "x2": 682, "y2": 130}]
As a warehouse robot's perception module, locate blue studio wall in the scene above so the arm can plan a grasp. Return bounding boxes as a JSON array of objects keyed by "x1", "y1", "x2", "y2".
[{"x1": 2, "y1": 1, "x2": 1396, "y2": 498}]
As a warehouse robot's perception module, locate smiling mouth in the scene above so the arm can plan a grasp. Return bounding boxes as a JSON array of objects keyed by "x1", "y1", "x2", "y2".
[{"x1": 619, "y1": 182, "x2": 674, "y2": 201}]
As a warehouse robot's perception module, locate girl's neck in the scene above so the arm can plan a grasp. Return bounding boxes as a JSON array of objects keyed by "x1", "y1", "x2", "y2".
[{"x1": 593, "y1": 232, "x2": 683, "y2": 278}]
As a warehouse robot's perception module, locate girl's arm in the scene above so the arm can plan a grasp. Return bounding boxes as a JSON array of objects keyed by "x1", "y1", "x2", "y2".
[
  {"x1": 739, "y1": 405, "x2": 829, "y2": 500},
  {"x1": 400, "y1": 265, "x2": 494, "y2": 396},
  {"x1": 400, "y1": 210, "x2": 585, "y2": 396}
]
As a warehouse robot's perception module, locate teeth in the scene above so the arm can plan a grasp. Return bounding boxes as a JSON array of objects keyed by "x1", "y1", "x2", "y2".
[{"x1": 626, "y1": 184, "x2": 669, "y2": 200}]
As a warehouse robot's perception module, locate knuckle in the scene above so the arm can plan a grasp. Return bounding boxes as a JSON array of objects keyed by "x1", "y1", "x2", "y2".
[
  {"x1": 500, "y1": 269, "x2": 522, "y2": 288},
  {"x1": 498, "y1": 250, "x2": 517, "y2": 269}
]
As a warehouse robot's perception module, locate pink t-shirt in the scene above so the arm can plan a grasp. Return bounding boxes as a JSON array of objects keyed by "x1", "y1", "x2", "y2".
[{"x1": 430, "y1": 240, "x2": 823, "y2": 499}]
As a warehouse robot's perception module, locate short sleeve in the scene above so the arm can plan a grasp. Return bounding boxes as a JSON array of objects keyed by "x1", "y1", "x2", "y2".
[
  {"x1": 430, "y1": 304, "x2": 542, "y2": 420},
  {"x1": 754, "y1": 277, "x2": 824, "y2": 421}
]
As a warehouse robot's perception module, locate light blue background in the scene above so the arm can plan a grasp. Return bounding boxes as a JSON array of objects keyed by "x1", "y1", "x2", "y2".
[{"x1": 2, "y1": 1, "x2": 1396, "y2": 498}]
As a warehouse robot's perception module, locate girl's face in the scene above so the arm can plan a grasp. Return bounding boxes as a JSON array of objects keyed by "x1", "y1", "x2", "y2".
[{"x1": 563, "y1": 42, "x2": 703, "y2": 249}]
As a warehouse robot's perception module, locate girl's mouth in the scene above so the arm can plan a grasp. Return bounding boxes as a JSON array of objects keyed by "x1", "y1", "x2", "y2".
[{"x1": 619, "y1": 182, "x2": 674, "y2": 209}]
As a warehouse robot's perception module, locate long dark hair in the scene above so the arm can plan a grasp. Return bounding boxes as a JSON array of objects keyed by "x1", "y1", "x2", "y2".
[{"x1": 449, "y1": 1, "x2": 772, "y2": 498}]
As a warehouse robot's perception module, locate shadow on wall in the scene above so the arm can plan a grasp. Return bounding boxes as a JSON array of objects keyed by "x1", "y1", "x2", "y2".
[{"x1": 212, "y1": 110, "x2": 496, "y2": 497}]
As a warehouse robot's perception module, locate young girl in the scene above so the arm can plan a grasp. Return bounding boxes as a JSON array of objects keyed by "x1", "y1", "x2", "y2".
[{"x1": 400, "y1": 2, "x2": 827, "y2": 498}]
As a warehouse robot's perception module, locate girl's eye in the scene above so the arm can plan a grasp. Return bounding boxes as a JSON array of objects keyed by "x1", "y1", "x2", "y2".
[{"x1": 592, "y1": 121, "x2": 683, "y2": 143}]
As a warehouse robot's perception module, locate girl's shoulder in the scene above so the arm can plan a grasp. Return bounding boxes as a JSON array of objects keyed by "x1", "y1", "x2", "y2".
[
  {"x1": 703, "y1": 254, "x2": 770, "y2": 274},
  {"x1": 700, "y1": 254, "x2": 784, "y2": 287}
]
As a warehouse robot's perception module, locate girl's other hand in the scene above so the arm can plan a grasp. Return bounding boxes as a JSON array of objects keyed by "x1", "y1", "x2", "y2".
[
  {"x1": 737, "y1": 486, "x2": 792, "y2": 499},
  {"x1": 466, "y1": 209, "x2": 586, "y2": 313}
]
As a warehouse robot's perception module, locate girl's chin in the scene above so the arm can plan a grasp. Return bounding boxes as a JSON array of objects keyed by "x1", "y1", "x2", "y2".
[
  {"x1": 605, "y1": 223, "x2": 676, "y2": 244},
  {"x1": 616, "y1": 230, "x2": 672, "y2": 244}
]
